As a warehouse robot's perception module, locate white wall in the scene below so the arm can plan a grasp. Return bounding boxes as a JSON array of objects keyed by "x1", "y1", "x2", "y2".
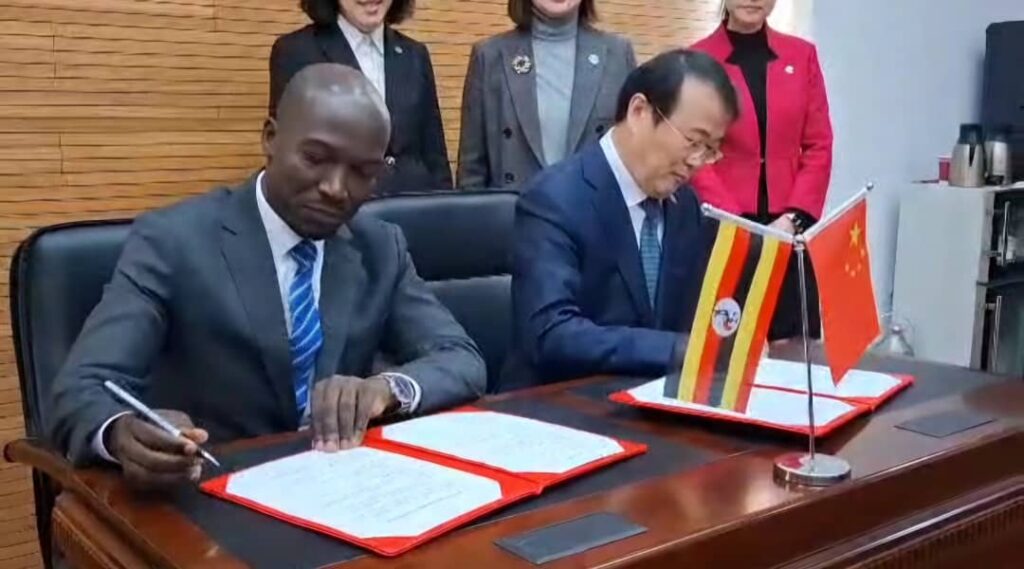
[
  {"x1": 768, "y1": 0, "x2": 814, "y2": 38},
  {"x1": 810, "y1": 1, "x2": 1024, "y2": 314}
]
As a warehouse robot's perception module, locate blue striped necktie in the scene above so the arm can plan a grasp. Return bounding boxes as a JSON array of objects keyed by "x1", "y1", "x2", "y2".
[
  {"x1": 639, "y1": 198, "x2": 663, "y2": 307},
  {"x1": 288, "y1": 240, "x2": 323, "y2": 416}
]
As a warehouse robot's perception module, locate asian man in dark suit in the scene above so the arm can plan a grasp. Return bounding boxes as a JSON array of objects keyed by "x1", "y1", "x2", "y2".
[
  {"x1": 49, "y1": 64, "x2": 486, "y2": 489},
  {"x1": 501, "y1": 50, "x2": 740, "y2": 391},
  {"x1": 269, "y1": 0, "x2": 452, "y2": 195}
]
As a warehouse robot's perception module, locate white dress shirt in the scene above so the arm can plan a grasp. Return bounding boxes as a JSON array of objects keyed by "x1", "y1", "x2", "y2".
[
  {"x1": 255, "y1": 171, "x2": 325, "y2": 331},
  {"x1": 599, "y1": 130, "x2": 665, "y2": 249},
  {"x1": 337, "y1": 15, "x2": 386, "y2": 101},
  {"x1": 92, "y1": 172, "x2": 419, "y2": 461},
  {"x1": 255, "y1": 172, "x2": 420, "y2": 415}
]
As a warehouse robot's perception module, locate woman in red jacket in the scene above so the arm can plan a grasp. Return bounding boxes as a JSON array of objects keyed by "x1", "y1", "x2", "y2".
[{"x1": 692, "y1": 0, "x2": 833, "y2": 340}]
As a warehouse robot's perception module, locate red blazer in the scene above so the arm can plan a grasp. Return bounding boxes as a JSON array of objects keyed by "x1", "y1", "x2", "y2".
[{"x1": 690, "y1": 25, "x2": 833, "y2": 218}]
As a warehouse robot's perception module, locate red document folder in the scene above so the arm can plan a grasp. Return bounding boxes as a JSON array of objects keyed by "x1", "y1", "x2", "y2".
[
  {"x1": 364, "y1": 406, "x2": 648, "y2": 489},
  {"x1": 749, "y1": 359, "x2": 914, "y2": 410},
  {"x1": 201, "y1": 408, "x2": 645, "y2": 557},
  {"x1": 611, "y1": 362, "x2": 914, "y2": 437}
]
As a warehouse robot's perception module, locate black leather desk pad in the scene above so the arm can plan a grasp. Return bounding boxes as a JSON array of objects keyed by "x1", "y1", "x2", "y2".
[
  {"x1": 896, "y1": 410, "x2": 995, "y2": 438},
  {"x1": 495, "y1": 512, "x2": 646, "y2": 565},
  {"x1": 171, "y1": 398, "x2": 731, "y2": 568}
]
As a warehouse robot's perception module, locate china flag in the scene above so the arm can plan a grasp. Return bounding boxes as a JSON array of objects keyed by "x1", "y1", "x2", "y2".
[{"x1": 806, "y1": 196, "x2": 881, "y2": 383}]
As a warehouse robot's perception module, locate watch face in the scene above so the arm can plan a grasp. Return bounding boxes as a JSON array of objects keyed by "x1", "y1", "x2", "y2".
[{"x1": 388, "y1": 375, "x2": 414, "y2": 404}]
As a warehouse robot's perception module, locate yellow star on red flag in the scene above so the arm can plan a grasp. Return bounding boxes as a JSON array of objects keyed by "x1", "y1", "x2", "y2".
[
  {"x1": 844, "y1": 222, "x2": 867, "y2": 276},
  {"x1": 806, "y1": 197, "x2": 881, "y2": 383}
]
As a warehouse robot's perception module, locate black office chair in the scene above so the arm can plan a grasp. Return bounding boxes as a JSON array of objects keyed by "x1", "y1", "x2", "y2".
[
  {"x1": 361, "y1": 190, "x2": 518, "y2": 392},
  {"x1": 9, "y1": 190, "x2": 517, "y2": 564},
  {"x1": 9, "y1": 219, "x2": 133, "y2": 569}
]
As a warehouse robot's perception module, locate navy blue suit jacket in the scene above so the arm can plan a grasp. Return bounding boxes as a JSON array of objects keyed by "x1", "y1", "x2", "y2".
[{"x1": 501, "y1": 143, "x2": 717, "y2": 391}]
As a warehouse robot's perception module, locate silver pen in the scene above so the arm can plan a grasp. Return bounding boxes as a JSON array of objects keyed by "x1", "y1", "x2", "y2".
[{"x1": 102, "y1": 380, "x2": 221, "y2": 468}]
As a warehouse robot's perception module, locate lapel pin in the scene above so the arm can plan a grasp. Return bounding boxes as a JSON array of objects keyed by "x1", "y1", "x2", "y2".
[
  {"x1": 395, "y1": 45, "x2": 403, "y2": 54},
  {"x1": 512, "y1": 54, "x2": 533, "y2": 75},
  {"x1": 588, "y1": 53, "x2": 600, "y2": 66},
  {"x1": 785, "y1": 64, "x2": 795, "y2": 74}
]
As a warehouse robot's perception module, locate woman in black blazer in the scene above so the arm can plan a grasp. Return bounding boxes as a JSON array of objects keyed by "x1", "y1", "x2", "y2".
[{"x1": 269, "y1": 0, "x2": 452, "y2": 194}]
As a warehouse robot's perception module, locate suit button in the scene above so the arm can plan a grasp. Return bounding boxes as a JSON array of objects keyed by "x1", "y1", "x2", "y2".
[
  {"x1": 504, "y1": 172, "x2": 515, "y2": 183},
  {"x1": 503, "y1": 127, "x2": 513, "y2": 139},
  {"x1": 385, "y1": 155, "x2": 396, "y2": 167},
  {"x1": 596, "y1": 124, "x2": 605, "y2": 134}
]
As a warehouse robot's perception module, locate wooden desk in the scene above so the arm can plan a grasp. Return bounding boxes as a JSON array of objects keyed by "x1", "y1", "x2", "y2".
[{"x1": 7, "y1": 354, "x2": 1024, "y2": 569}]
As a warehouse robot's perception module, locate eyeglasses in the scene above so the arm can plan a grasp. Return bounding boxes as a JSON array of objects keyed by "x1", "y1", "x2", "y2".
[{"x1": 653, "y1": 106, "x2": 723, "y2": 165}]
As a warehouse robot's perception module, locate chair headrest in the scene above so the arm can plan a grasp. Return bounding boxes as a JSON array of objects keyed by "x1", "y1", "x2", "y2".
[{"x1": 359, "y1": 190, "x2": 518, "y2": 280}]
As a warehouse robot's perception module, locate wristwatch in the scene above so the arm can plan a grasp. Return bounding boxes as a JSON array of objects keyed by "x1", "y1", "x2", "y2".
[
  {"x1": 381, "y1": 373, "x2": 416, "y2": 414},
  {"x1": 784, "y1": 211, "x2": 810, "y2": 233}
]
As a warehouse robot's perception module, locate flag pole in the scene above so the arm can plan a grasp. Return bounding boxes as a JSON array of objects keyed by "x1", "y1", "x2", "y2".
[
  {"x1": 700, "y1": 203, "x2": 795, "y2": 243},
  {"x1": 802, "y1": 182, "x2": 874, "y2": 241},
  {"x1": 772, "y1": 235, "x2": 852, "y2": 487},
  {"x1": 796, "y1": 241, "x2": 817, "y2": 461}
]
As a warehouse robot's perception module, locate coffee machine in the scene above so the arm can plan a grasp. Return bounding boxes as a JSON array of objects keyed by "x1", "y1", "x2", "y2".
[{"x1": 982, "y1": 21, "x2": 1024, "y2": 183}]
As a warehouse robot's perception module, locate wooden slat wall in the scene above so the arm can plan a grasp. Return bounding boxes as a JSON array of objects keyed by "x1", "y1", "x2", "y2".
[{"x1": 0, "y1": 1, "x2": 720, "y2": 566}]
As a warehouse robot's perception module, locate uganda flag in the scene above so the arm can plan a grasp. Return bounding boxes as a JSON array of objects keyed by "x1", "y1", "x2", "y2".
[{"x1": 664, "y1": 220, "x2": 791, "y2": 413}]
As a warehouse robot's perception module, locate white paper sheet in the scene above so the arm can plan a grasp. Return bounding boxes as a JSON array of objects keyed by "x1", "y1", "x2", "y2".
[
  {"x1": 628, "y1": 379, "x2": 857, "y2": 427},
  {"x1": 381, "y1": 411, "x2": 624, "y2": 474},
  {"x1": 755, "y1": 358, "x2": 901, "y2": 398},
  {"x1": 225, "y1": 448, "x2": 501, "y2": 539}
]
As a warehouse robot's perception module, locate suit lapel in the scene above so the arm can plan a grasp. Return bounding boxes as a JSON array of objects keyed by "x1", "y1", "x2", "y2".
[
  {"x1": 314, "y1": 25, "x2": 360, "y2": 70},
  {"x1": 314, "y1": 230, "x2": 364, "y2": 382},
  {"x1": 220, "y1": 178, "x2": 297, "y2": 425},
  {"x1": 723, "y1": 63, "x2": 761, "y2": 155},
  {"x1": 566, "y1": 27, "x2": 608, "y2": 153},
  {"x1": 765, "y1": 57, "x2": 791, "y2": 167},
  {"x1": 584, "y1": 146, "x2": 654, "y2": 323},
  {"x1": 383, "y1": 28, "x2": 407, "y2": 109},
  {"x1": 500, "y1": 32, "x2": 545, "y2": 166},
  {"x1": 381, "y1": 28, "x2": 408, "y2": 153},
  {"x1": 656, "y1": 191, "x2": 700, "y2": 327},
  {"x1": 765, "y1": 28, "x2": 792, "y2": 192}
]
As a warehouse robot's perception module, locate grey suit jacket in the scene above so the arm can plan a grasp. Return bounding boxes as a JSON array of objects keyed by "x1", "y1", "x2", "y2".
[
  {"x1": 457, "y1": 26, "x2": 636, "y2": 191},
  {"x1": 49, "y1": 176, "x2": 486, "y2": 464}
]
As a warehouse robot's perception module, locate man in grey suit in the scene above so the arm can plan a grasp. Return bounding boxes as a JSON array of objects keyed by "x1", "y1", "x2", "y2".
[
  {"x1": 49, "y1": 64, "x2": 486, "y2": 489},
  {"x1": 458, "y1": 0, "x2": 636, "y2": 190}
]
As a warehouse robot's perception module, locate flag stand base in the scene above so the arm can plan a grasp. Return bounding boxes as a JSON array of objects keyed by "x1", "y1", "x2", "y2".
[
  {"x1": 773, "y1": 452, "x2": 851, "y2": 487},
  {"x1": 772, "y1": 240, "x2": 852, "y2": 488}
]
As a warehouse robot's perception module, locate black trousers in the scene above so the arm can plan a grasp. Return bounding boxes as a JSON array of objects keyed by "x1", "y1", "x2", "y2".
[{"x1": 745, "y1": 213, "x2": 822, "y2": 341}]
